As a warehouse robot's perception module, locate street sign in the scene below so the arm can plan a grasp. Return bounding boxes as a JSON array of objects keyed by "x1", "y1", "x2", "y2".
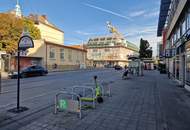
[
  {"x1": 18, "y1": 35, "x2": 34, "y2": 50},
  {"x1": 165, "y1": 49, "x2": 172, "y2": 58}
]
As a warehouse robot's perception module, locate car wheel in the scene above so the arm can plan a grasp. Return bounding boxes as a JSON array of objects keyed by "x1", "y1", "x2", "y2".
[{"x1": 40, "y1": 72, "x2": 45, "y2": 76}]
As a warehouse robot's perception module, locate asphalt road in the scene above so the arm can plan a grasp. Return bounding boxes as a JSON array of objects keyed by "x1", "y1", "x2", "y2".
[{"x1": 0, "y1": 69, "x2": 121, "y2": 112}]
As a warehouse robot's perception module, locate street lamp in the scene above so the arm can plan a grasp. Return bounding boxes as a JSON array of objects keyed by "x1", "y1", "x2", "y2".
[{"x1": 8, "y1": 29, "x2": 34, "y2": 113}]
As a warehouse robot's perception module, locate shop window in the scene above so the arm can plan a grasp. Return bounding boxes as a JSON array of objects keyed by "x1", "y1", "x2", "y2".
[{"x1": 186, "y1": 46, "x2": 190, "y2": 85}]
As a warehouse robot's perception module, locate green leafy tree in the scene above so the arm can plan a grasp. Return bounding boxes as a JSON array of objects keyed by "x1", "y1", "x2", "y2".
[
  {"x1": 139, "y1": 38, "x2": 152, "y2": 58},
  {"x1": 0, "y1": 13, "x2": 23, "y2": 53},
  {"x1": 23, "y1": 18, "x2": 41, "y2": 40},
  {"x1": 0, "y1": 13, "x2": 41, "y2": 53}
]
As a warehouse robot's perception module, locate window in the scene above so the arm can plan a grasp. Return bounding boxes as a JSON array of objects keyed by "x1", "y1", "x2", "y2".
[
  {"x1": 177, "y1": 27, "x2": 180, "y2": 39},
  {"x1": 93, "y1": 49, "x2": 98, "y2": 52},
  {"x1": 171, "y1": 35, "x2": 174, "y2": 46},
  {"x1": 182, "y1": 20, "x2": 186, "y2": 35},
  {"x1": 186, "y1": 45, "x2": 190, "y2": 85},
  {"x1": 107, "y1": 37, "x2": 112, "y2": 40},
  {"x1": 188, "y1": 9, "x2": 190, "y2": 30},
  {"x1": 105, "y1": 48, "x2": 110, "y2": 52},
  {"x1": 100, "y1": 38, "x2": 105, "y2": 41},
  {"x1": 60, "y1": 49, "x2": 64, "y2": 60},
  {"x1": 68, "y1": 49, "x2": 72, "y2": 62},
  {"x1": 174, "y1": 32, "x2": 177, "y2": 42},
  {"x1": 49, "y1": 48, "x2": 55, "y2": 59},
  {"x1": 94, "y1": 38, "x2": 99, "y2": 41}
]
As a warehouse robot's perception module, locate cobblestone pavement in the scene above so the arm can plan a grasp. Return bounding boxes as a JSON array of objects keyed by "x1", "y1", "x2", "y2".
[{"x1": 5, "y1": 71, "x2": 190, "y2": 130}]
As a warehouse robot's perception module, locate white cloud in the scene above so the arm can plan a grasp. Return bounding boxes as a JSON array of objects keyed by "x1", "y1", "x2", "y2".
[
  {"x1": 129, "y1": 10, "x2": 146, "y2": 17},
  {"x1": 128, "y1": 10, "x2": 159, "y2": 18},
  {"x1": 83, "y1": 3, "x2": 132, "y2": 21},
  {"x1": 124, "y1": 25, "x2": 157, "y2": 37},
  {"x1": 144, "y1": 11, "x2": 159, "y2": 17},
  {"x1": 123, "y1": 25, "x2": 161, "y2": 56},
  {"x1": 75, "y1": 30, "x2": 95, "y2": 36},
  {"x1": 128, "y1": 35, "x2": 161, "y2": 56},
  {"x1": 64, "y1": 38, "x2": 83, "y2": 45}
]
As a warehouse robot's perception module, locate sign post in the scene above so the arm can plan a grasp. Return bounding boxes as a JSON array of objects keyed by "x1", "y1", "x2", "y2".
[{"x1": 8, "y1": 32, "x2": 34, "y2": 113}]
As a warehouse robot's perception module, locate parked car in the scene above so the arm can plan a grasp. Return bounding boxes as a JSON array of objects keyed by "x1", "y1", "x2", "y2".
[
  {"x1": 8, "y1": 65, "x2": 48, "y2": 79},
  {"x1": 114, "y1": 65, "x2": 123, "y2": 70}
]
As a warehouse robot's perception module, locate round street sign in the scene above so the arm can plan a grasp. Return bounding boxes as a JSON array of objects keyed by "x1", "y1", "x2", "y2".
[{"x1": 18, "y1": 35, "x2": 34, "y2": 50}]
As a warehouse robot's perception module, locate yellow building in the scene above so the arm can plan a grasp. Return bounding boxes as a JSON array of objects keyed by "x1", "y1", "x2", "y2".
[
  {"x1": 28, "y1": 14, "x2": 64, "y2": 45},
  {"x1": 23, "y1": 14, "x2": 87, "y2": 71},
  {"x1": 27, "y1": 40, "x2": 87, "y2": 71},
  {"x1": 87, "y1": 36, "x2": 139, "y2": 67}
]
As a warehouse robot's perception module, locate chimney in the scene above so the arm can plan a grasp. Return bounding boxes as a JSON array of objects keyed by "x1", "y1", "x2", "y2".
[{"x1": 41, "y1": 15, "x2": 47, "y2": 20}]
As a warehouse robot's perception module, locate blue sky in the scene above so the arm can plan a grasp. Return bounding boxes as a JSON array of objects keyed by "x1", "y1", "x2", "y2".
[{"x1": 0, "y1": 0, "x2": 161, "y2": 55}]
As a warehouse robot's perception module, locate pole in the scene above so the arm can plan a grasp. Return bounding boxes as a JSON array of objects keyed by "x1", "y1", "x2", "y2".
[
  {"x1": 17, "y1": 49, "x2": 20, "y2": 109},
  {"x1": 168, "y1": 58, "x2": 170, "y2": 79},
  {"x1": 0, "y1": 70, "x2": 1, "y2": 93}
]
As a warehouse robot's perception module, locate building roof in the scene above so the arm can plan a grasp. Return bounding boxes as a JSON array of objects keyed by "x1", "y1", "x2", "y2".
[
  {"x1": 157, "y1": 0, "x2": 171, "y2": 36},
  {"x1": 28, "y1": 14, "x2": 64, "y2": 33},
  {"x1": 45, "y1": 41, "x2": 87, "y2": 52},
  {"x1": 87, "y1": 35, "x2": 138, "y2": 52},
  {"x1": 68, "y1": 45, "x2": 86, "y2": 50}
]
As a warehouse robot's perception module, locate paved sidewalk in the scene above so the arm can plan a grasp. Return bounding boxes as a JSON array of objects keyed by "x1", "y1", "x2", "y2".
[{"x1": 2, "y1": 71, "x2": 190, "y2": 130}]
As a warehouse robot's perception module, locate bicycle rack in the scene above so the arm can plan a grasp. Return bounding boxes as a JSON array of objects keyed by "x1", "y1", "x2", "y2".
[
  {"x1": 54, "y1": 91, "x2": 82, "y2": 119},
  {"x1": 71, "y1": 85, "x2": 96, "y2": 108}
]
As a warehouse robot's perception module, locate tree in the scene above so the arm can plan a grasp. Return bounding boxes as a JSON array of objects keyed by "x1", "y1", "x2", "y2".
[
  {"x1": 0, "y1": 13, "x2": 41, "y2": 53},
  {"x1": 0, "y1": 13, "x2": 23, "y2": 53},
  {"x1": 23, "y1": 18, "x2": 41, "y2": 40},
  {"x1": 139, "y1": 38, "x2": 152, "y2": 58}
]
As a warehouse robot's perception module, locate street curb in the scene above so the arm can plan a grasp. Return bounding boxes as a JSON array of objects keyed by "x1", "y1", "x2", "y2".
[{"x1": 1, "y1": 68, "x2": 106, "y2": 79}]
